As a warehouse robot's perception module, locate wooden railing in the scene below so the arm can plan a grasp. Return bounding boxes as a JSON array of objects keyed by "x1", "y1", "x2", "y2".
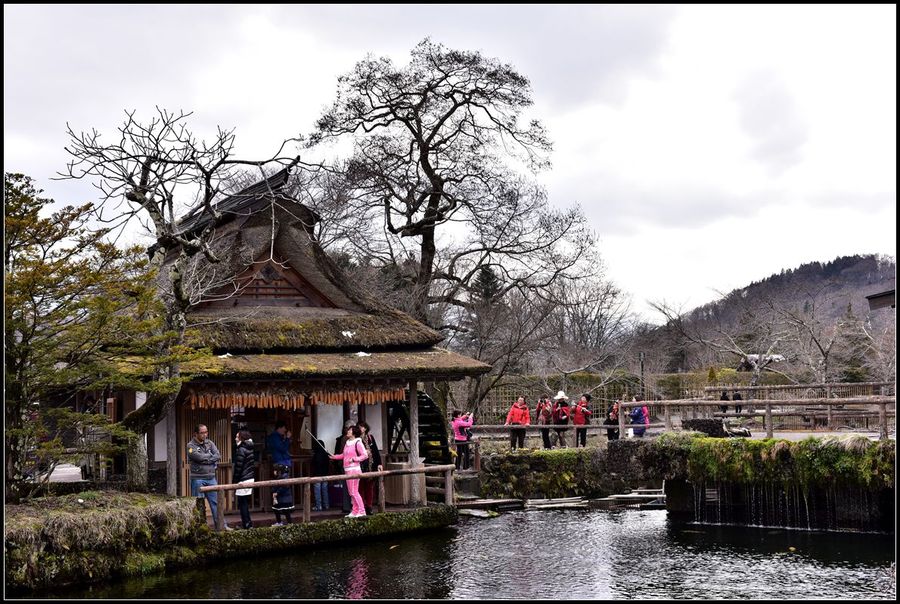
[
  {"x1": 199, "y1": 464, "x2": 455, "y2": 531},
  {"x1": 619, "y1": 397, "x2": 896, "y2": 440},
  {"x1": 461, "y1": 397, "x2": 896, "y2": 453}
]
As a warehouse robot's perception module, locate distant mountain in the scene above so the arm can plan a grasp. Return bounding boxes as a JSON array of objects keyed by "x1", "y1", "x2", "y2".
[
  {"x1": 635, "y1": 254, "x2": 895, "y2": 375},
  {"x1": 685, "y1": 254, "x2": 895, "y2": 327}
]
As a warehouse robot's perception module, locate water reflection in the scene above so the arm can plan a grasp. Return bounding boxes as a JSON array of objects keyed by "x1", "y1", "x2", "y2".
[{"x1": 35, "y1": 510, "x2": 894, "y2": 600}]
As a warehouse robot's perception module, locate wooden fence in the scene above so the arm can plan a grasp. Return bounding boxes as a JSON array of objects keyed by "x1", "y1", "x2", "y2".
[{"x1": 199, "y1": 464, "x2": 455, "y2": 531}]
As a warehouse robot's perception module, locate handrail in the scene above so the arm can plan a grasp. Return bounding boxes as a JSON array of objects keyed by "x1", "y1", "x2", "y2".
[
  {"x1": 198, "y1": 464, "x2": 456, "y2": 531},
  {"x1": 701, "y1": 381, "x2": 894, "y2": 393}
]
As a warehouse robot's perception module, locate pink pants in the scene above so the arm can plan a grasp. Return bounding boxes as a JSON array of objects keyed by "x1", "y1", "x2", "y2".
[{"x1": 345, "y1": 466, "x2": 366, "y2": 515}]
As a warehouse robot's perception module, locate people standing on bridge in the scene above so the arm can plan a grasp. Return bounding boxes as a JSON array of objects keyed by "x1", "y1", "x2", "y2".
[
  {"x1": 732, "y1": 392, "x2": 743, "y2": 415},
  {"x1": 629, "y1": 395, "x2": 650, "y2": 437},
  {"x1": 535, "y1": 396, "x2": 554, "y2": 449},
  {"x1": 187, "y1": 424, "x2": 227, "y2": 530},
  {"x1": 311, "y1": 438, "x2": 331, "y2": 512},
  {"x1": 451, "y1": 410, "x2": 475, "y2": 469},
  {"x1": 505, "y1": 396, "x2": 531, "y2": 450},
  {"x1": 330, "y1": 424, "x2": 369, "y2": 518},
  {"x1": 573, "y1": 394, "x2": 593, "y2": 447},
  {"x1": 357, "y1": 421, "x2": 382, "y2": 515},
  {"x1": 551, "y1": 391, "x2": 571, "y2": 448},
  {"x1": 720, "y1": 391, "x2": 730, "y2": 414},
  {"x1": 232, "y1": 429, "x2": 256, "y2": 529},
  {"x1": 604, "y1": 400, "x2": 620, "y2": 441}
]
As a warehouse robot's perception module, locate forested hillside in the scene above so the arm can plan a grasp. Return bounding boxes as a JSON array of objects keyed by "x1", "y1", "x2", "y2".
[{"x1": 636, "y1": 254, "x2": 895, "y2": 382}]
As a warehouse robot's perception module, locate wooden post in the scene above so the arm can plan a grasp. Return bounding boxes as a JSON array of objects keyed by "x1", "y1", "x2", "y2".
[
  {"x1": 879, "y1": 402, "x2": 888, "y2": 441},
  {"x1": 765, "y1": 403, "x2": 773, "y2": 439},
  {"x1": 473, "y1": 441, "x2": 481, "y2": 473},
  {"x1": 303, "y1": 483, "x2": 311, "y2": 523},
  {"x1": 378, "y1": 475, "x2": 386, "y2": 513},
  {"x1": 216, "y1": 487, "x2": 225, "y2": 531},
  {"x1": 618, "y1": 402, "x2": 626, "y2": 438},
  {"x1": 408, "y1": 381, "x2": 422, "y2": 505},
  {"x1": 664, "y1": 403, "x2": 672, "y2": 431},
  {"x1": 444, "y1": 468, "x2": 454, "y2": 505}
]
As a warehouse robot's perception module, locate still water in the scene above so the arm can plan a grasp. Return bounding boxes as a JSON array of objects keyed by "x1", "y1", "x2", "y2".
[{"x1": 43, "y1": 509, "x2": 895, "y2": 599}]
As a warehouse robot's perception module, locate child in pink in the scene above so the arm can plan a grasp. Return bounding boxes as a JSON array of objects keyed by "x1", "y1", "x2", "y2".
[{"x1": 330, "y1": 424, "x2": 369, "y2": 517}]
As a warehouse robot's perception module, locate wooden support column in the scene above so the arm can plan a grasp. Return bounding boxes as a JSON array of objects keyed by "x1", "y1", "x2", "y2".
[
  {"x1": 765, "y1": 403, "x2": 774, "y2": 439},
  {"x1": 879, "y1": 402, "x2": 888, "y2": 441},
  {"x1": 408, "y1": 380, "x2": 422, "y2": 505},
  {"x1": 378, "y1": 476, "x2": 386, "y2": 513},
  {"x1": 303, "y1": 483, "x2": 311, "y2": 523},
  {"x1": 618, "y1": 403, "x2": 627, "y2": 438},
  {"x1": 444, "y1": 467, "x2": 454, "y2": 505},
  {"x1": 664, "y1": 404, "x2": 672, "y2": 431},
  {"x1": 216, "y1": 490, "x2": 226, "y2": 532}
]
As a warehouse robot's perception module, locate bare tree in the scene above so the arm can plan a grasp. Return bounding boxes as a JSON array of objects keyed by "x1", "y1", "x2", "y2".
[
  {"x1": 311, "y1": 39, "x2": 594, "y2": 326},
  {"x1": 61, "y1": 107, "x2": 306, "y2": 491},
  {"x1": 650, "y1": 299, "x2": 796, "y2": 392}
]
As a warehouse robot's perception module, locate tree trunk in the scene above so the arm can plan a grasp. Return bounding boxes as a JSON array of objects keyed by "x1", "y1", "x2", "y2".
[
  {"x1": 414, "y1": 225, "x2": 437, "y2": 324},
  {"x1": 126, "y1": 434, "x2": 148, "y2": 491}
]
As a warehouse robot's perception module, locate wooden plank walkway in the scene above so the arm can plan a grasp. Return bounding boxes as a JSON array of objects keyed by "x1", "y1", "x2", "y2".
[{"x1": 456, "y1": 498, "x2": 525, "y2": 511}]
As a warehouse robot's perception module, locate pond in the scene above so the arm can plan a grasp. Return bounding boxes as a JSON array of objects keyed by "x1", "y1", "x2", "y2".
[{"x1": 39, "y1": 509, "x2": 895, "y2": 599}]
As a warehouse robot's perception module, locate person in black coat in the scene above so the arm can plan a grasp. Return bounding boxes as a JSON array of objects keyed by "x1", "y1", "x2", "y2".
[
  {"x1": 720, "y1": 391, "x2": 730, "y2": 414},
  {"x1": 358, "y1": 421, "x2": 383, "y2": 515},
  {"x1": 232, "y1": 429, "x2": 256, "y2": 529}
]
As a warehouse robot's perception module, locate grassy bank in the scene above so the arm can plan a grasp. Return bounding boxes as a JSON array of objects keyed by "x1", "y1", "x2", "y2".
[{"x1": 5, "y1": 490, "x2": 457, "y2": 593}]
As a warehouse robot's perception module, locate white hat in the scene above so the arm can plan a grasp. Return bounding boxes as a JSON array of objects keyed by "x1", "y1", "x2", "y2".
[{"x1": 554, "y1": 390, "x2": 568, "y2": 400}]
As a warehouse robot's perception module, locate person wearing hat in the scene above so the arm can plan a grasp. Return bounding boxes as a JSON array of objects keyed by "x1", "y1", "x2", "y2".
[
  {"x1": 504, "y1": 396, "x2": 531, "y2": 450},
  {"x1": 551, "y1": 391, "x2": 571, "y2": 448}
]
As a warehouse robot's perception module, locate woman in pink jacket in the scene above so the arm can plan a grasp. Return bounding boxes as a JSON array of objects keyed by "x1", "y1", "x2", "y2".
[
  {"x1": 330, "y1": 424, "x2": 369, "y2": 517},
  {"x1": 451, "y1": 410, "x2": 474, "y2": 470}
]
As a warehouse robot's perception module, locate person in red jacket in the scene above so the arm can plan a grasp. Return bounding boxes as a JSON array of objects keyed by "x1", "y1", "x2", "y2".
[
  {"x1": 551, "y1": 391, "x2": 571, "y2": 448},
  {"x1": 504, "y1": 396, "x2": 531, "y2": 450},
  {"x1": 572, "y1": 393, "x2": 593, "y2": 447}
]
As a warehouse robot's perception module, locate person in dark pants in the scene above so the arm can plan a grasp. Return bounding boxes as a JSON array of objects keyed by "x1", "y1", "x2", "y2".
[
  {"x1": 572, "y1": 394, "x2": 593, "y2": 447},
  {"x1": 604, "y1": 401, "x2": 620, "y2": 441},
  {"x1": 504, "y1": 396, "x2": 531, "y2": 450},
  {"x1": 311, "y1": 438, "x2": 331, "y2": 511},
  {"x1": 451, "y1": 410, "x2": 474, "y2": 469},
  {"x1": 732, "y1": 392, "x2": 743, "y2": 415},
  {"x1": 187, "y1": 424, "x2": 228, "y2": 530},
  {"x1": 267, "y1": 420, "x2": 293, "y2": 526},
  {"x1": 535, "y1": 397, "x2": 553, "y2": 449},
  {"x1": 720, "y1": 391, "x2": 730, "y2": 414},
  {"x1": 551, "y1": 391, "x2": 571, "y2": 448},
  {"x1": 232, "y1": 429, "x2": 256, "y2": 529}
]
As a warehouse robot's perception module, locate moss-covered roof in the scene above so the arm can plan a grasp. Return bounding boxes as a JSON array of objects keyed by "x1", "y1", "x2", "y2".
[
  {"x1": 185, "y1": 307, "x2": 442, "y2": 352},
  {"x1": 181, "y1": 347, "x2": 491, "y2": 381}
]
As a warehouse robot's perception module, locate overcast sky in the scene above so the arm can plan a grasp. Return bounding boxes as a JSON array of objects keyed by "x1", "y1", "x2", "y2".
[{"x1": 4, "y1": 4, "x2": 896, "y2": 322}]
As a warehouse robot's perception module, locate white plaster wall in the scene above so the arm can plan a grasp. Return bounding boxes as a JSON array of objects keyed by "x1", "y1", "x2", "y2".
[
  {"x1": 317, "y1": 404, "x2": 344, "y2": 452},
  {"x1": 368, "y1": 402, "x2": 384, "y2": 450},
  {"x1": 153, "y1": 411, "x2": 168, "y2": 462},
  {"x1": 135, "y1": 392, "x2": 149, "y2": 453}
]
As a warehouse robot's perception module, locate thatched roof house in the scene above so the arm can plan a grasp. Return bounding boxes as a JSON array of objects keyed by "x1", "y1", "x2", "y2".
[{"x1": 144, "y1": 167, "x2": 489, "y2": 503}]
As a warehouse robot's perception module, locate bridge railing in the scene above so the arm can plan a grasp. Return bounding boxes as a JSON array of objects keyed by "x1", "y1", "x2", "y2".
[
  {"x1": 619, "y1": 397, "x2": 896, "y2": 440},
  {"x1": 461, "y1": 396, "x2": 895, "y2": 453},
  {"x1": 199, "y1": 464, "x2": 455, "y2": 531}
]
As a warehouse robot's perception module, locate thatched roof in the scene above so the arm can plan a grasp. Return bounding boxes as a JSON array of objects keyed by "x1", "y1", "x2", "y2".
[
  {"x1": 182, "y1": 348, "x2": 492, "y2": 381},
  {"x1": 161, "y1": 170, "x2": 446, "y2": 353}
]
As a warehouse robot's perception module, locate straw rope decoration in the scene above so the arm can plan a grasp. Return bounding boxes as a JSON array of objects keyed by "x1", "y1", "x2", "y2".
[{"x1": 186, "y1": 387, "x2": 407, "y2": 409}]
